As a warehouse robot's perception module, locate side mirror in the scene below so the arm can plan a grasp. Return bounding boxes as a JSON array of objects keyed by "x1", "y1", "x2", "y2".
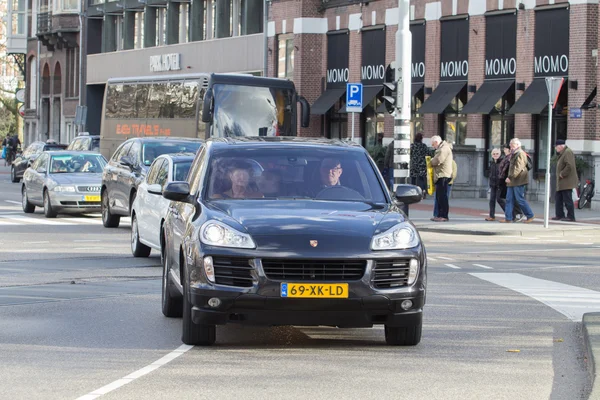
[
  {"x1": 119, "y1": 156, "x2": 134, "y2": 169},
  {"x1": 163, "y1": 181, "x2": 191, "y2": 202},
  {"x1": 201, "y1": 89, "x2": 214, "y2": 123},
  {"x1": 36, "y1": 167, "x2": 46, "y2": 174},
  {"x1": 394, "y1": 184, "x2": 422, "y2": 205},
  {"x1": 298, "y1": 96, "x2": 310, "y2": 128},
  {"x1": 147, "y1": 183, "x2": 163, "y2": 195}
]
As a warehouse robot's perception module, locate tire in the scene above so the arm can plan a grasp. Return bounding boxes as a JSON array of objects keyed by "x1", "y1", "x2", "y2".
[
  {"x1": 384, "y1": 322, "x2": 422, "y2": 346},
  {"x1": 43, "y1": 190, "x2": 57, "y2": 218},
  {"x1": 182, "y1": 262, "x2": 216, "y2": 346},
  {"x1": 101, "y1": 190, "x2": 121, "y2": 228},
  {"x1": 21, "y1": 185, "x2": 35, "y2": 213},
  {"x1": 11, "y1": 166, "x2": 19, "y2": 183},
  {"x1": 161, "y1": 236, "x2": 183, "y2": 318},
  {"x1": 578, "y1": 185, "x2": 593, "y2": 209},
  {"x1": 129, "y1": 191, "x2": 137, "y2": 216},
  {"x1": 131, "y1": 214, "x2": 151, "y2": 257}
]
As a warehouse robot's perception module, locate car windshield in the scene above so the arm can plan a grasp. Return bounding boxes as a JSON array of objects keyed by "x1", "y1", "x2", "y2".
[
  {"x1": 173, "y1": 161, "x2": 193, "y2": 182},
  {"x1": 212, "y1": 84, "x2": 295, "y2": 137},
  {"x1": 205, "y1": 147, "x2": 387, "y2": 203},
  {"x1": 50, "y1": 154, "x2": 107, "y2": 174},
  {"x1": 142, "y1": 142, "x2": 201, "y2": 166}
]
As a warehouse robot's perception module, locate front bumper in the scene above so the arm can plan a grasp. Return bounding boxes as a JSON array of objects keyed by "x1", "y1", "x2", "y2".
[{"x1": 49, "y1": 191, "x2": 102, "y2": 213}]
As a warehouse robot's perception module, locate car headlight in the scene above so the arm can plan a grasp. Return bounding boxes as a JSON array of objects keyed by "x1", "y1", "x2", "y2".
[
  {"x1": 371, "y1": 223, "x2": 419, "y2": 250},
  {"x1": 200, "y1": 221, "x2": 256, "y2": 249},
  {"x1": 52, "y1": 185, "x2": 76, "y2": 192}
]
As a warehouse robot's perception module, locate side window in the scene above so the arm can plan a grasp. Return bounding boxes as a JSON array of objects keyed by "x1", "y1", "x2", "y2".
[
  {"x1": 31, "y1": 154, "x2": 43, "y2": 170},
  {"x1": 146, "y1": 159, "x2": 164, "y2": 185},
  {"x1": 156, "y1": 160, "x2": 170, "y2": 188},
  {"x1": 112, "y1": 141, "x2": 133, "y2": 162},
  {"x1": 38, "y1": 154, "x2": 49, "y2": 171},
  {"x1": 81, "y1": 138, "x2": 91, "y2": 150},
  {"x1": 188, "y1": 147, "x2": 207, "y2": 195},
  {"x1": 127, "y1": 140, "x2": 142, "y2": 166},
  {"x1": 23, "y1": 144, "x2": 35, "y2": 157}
]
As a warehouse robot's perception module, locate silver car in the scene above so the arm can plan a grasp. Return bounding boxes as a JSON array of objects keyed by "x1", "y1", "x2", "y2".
[{"x1": 21, "y1": 151, "x2": 107, "y2": 218}]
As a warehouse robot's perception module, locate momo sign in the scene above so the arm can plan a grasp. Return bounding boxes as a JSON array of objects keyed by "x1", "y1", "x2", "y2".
[
  {"x1": 327, "y1": 32, "x2": 349, "y2": 88},
  {"x1": 440, "y1": 19, "x2": 469, "y2": 81},
  {"x1": 411, "y1": 22, "x2": 425, "y2": 83},
  {"x1": 361, "y1": 28, "x2": 386, "y2": 85},
  {"x1": 534, "y1": 8, "x2": 569, "y2": 77},
  {"x1": 485, "y1": 13, "x2": 517, "y2": 79},
  {"x1": 150, "y1": 53, "x2": 181, "y2": 73}
]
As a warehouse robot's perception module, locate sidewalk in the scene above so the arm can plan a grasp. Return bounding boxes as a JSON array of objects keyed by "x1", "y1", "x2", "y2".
[{"x1": 409, "y1": 196, "x2": 600, "y2": 237}]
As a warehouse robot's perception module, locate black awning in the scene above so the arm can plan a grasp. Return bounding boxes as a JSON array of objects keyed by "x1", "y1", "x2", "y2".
[
  {"x1": 412, "y1": 83, "x2": 424, "y2": 97},
  {"x1": 582, "y1": 87, "x2": 597, "y2": 109},
  {"x1": 461, "y1": 80, "x2": 514, "y2": 114},
  {"x1": 508, "y1": 79, "x2": 550, "y2": 114},
  {"x1": 419, "y1": 82, "x2": 466, "y2": 114},
  {"x1": 310, "y1": 88, "x2": 346, "y2": 115}
]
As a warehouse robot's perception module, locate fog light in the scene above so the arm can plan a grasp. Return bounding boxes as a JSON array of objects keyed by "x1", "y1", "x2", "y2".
[
  {"x1": 203, "y1": 256, "x2": 215, "y2": 282},
  {"x1": 407, "y1": 259, "x2": 419, "y2": 285},
  {"x1": 208, "y1": 297, "x2": 221, "y2": 308},
  {"x1": 401, "y1": 300, "x2": 413, "y2": 310}
]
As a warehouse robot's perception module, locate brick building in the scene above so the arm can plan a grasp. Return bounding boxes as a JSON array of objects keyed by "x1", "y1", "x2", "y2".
[{"x1": 267, "y1": 0, "x2": 600, "y2": 208}]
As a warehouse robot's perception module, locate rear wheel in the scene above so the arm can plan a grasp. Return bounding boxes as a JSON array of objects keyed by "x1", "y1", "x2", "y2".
[
  {"x1": 182, "y1": 262, "x2": 216, "y2": 345},
  {"x1": 384, "y1": 321, "x2": 422, "y2": 346},
  {"x1": 43, "y1": 190, "x2": 57, "y2": 218},
  {"x1": 578, "y1": 184, "x2": 593, "y2": 209},
  {"x1": 21, "y1": 185, "x2": 35, "y2": 213},
  {"x1": 11, "y1": 166, "x2": 19, "y2": 183},
  {"x1": 161, "y1": 237, "x2": 182, "y2": 318},
  {"x1": 131, "y1": 214, "x2": 151, "y2": 257},
  {"x1": 101, "y1": 190, "x2": 120, "y2": 228}
]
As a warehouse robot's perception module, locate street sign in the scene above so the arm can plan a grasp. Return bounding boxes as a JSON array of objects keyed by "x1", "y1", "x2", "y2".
[
  {"x1": 18, "y1": 105, "x2": 25, "y2": 117},
  {"x1": 545, "y1": 77, "x2": 564, "y2": 108},
  {"x1": 15, "y1": 89, "x2": 25, "y2": 103},
  {"x1": 346, "y1": 83, "x2": 363, "y2": 113},
  {"x1": 570, "y1": 107, "x2": 582, "y2": 119}
]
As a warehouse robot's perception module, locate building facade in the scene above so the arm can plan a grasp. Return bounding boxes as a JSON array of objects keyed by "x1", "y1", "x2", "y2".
[{"x1": 267, "y1": 0, "x2": 600, "y2": 208}]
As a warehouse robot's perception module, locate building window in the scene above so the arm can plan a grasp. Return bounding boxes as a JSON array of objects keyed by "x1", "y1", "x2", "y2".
[
  {"x1": 134, "y1": 12, "x2": 144, "y2": 49},
  {"x1": 442, "y1": 87, "x2": 467, "y2": 145},
  {"x1": 61, "y1": 0, "x2": 78, "y2": 12},
  {"x1": 12, "y1": 0, "x2": 26, "y2": 35},
  {"x1": 277, "y1": 37, "x2": 294, "y2": 80},
  {"x1": 29, "y1": 57, "x2": 37, "y2": 109},
  {"x1": 411, "y1": 92, "x2": 424, "y2": 141},
  {"x1": 66, "y1": 48, "x2": 79, "y2": 98},
  {"x1": 115, "y1": 15, "x2": 124, "y2": 50},
  {"x1": 156, "y1": 8, "x2": 167, "y2": 46},
  {"x1": 179, "y1": 4, "x2": 189, "y2": 43}
]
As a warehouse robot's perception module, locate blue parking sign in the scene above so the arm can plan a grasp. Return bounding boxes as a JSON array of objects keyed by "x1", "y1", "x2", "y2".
[{"x1": 346, "y1": 83, "x2": 363, "y2": 113}]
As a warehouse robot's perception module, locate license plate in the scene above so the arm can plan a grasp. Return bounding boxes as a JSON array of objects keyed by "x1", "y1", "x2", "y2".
[
  {"x1": 84, "y1": 195, "x2": 101, "y2": 202},
  {"x1": 280, "y1": 283, "x2": 348, "y2": 298}
]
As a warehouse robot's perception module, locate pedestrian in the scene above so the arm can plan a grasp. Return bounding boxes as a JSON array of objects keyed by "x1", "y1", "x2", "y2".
[
  {"x1": 409, "y1": 133, "x2": 428, "y2": 198},
  {"x1": 552, "y1": 139, "x2": 577, "y2": 221},
  {"x1": 485, "y1": 148, "x2": 506, "y2": 221},
  {"x1": 433, "y1": 156, "x2": 457, "y2": 218},
  {"x1": 497, "y1": 142, "x2": 523, "y2": 221},
  {"x1": 429, "y1": 135, "x2": 453, "y2": 222},
  {"x1": 501, "y1": 138, "x2": 534, "y2": 223},
  {"x1": 1, "y1": 136, "x2": 7, "y2": 166}
]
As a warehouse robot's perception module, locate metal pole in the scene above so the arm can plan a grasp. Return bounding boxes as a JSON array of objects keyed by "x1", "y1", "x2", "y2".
[
  {"x1": 544, "y1": 99, "x2": 552, "y2": 228},
  {"x1": 394, "y1": 0, "x2": 412, "y2": 213},
  {"x1": 263, "y1": 0, "x2": 268, "y2": 77},
  {"x1": 351, "y1": 112, "x2": 355, "y2": 141}
]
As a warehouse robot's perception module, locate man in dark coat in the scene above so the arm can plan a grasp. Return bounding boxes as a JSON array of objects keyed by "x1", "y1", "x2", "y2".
[
  {"x1": 485, "y1": 148, "x2": 506, "y2": 221},
  {"x1": 552, "y1": 139, "x2": 577, "y2": 221}
]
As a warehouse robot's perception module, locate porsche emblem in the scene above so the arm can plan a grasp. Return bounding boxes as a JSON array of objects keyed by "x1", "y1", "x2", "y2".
[{"x1": 310, "y1": 240, "x2": 318, "y2": 248}]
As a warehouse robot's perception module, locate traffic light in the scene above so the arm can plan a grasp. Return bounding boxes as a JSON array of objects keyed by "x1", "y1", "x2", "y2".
[{"x1": 382, "y1": 62, "x2": 397, "y2": 114}]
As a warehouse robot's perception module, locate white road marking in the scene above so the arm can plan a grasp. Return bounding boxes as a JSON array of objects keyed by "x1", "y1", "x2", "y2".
[
  {"x1": 475, "y1": 240, "x2": 494, "y2": 243},
  {"x1": 470, "y1": 273, "x2": 600, "y2": 321},
  {"x1": 4, "y1": 249, "x2": 48, "y2": 253},
  {"x1": 437, "y1": 256, "x2": 455, "y2": 261},
  {"x1": 579, "y1": 243, "x2": 594, "y2": 245},
  {"x1": 24, "y1": 241, "x2": 50, "y2": 244},
  {"x1": 73, "y1": 247, "x2": 105, "y2": 250},
  {"x1": 427, "y1": 257, "x2": 437, "y2": 261},
  {"x1": 472, "y1": 264, "x2": 493, "y2": 270},
  {"x1": 75, "y1": 344, "x2": 193, "y2": 400},
  {"x1": 0, "y1": 215, "x2": 69, "y2": 225},
  {"x1": 445, "y1": 264, "x2": 461, "y2": 269},
  {"x1": 4, "y1": 200, "x2": 21, "y2": 205},
  {"x1": 74, "y1": 239, "x2": 101, "y2": 243}
]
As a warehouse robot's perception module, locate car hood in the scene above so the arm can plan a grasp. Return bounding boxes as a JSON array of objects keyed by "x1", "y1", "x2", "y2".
[
  {"x1": 50, "y1": 173, "x2": 103, "y2": 185},
  {"x1": 205, "y1": 200, "x2": 406, "y2": 254}
]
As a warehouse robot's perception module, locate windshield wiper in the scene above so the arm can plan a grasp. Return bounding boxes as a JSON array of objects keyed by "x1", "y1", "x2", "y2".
[{"x1": 276, "y1": 196, "x2": 313, "y2": 200}]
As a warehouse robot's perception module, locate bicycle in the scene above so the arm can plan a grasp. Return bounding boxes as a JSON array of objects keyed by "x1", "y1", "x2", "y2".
[{"x1": 578, "y1": 179, "x2": 595, "y2": 209}]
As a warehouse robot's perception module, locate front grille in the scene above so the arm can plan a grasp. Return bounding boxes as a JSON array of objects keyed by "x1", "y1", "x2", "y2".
[
  {"x1": 213, "y1": 257, "x2": 254, "y2": 287},
  {"x1": 60, "y1": 201, "x2": 101, "y2": 207},
  {"x1": 373, "y1": 259, "x2": 411, "y2": 289},
  {"x1": 262, "y1": 259, "x2": 366, "y2": 281},
  {"x1": 77, "y1": 186, "x2": 101, "y2": 193}
]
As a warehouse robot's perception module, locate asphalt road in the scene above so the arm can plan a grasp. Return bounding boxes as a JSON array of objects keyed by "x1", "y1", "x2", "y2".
[{"x1": 0, "y1": 171, "x2": 596, "y2": 400}]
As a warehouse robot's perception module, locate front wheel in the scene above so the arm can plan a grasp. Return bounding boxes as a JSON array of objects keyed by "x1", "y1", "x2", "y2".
[
  {"x1": 131, "y1": 214, "x2": 151, "y2": 257},
  {"x1": 578, "y1": 184, "x2": 593, "y2": 209},
  {"x1": 384, "y1": 321, "x2": 422, "y2": 346},
  {"x1": 182, "y1": 266, "x2": 216, "y2": 346},
  {"x1": 11, "y1": 166, "x2": 19, "y2": 183},
  {"x1": 43, "y1": 190, "x2": 57, "y2": 218},
  {"x1": 22, "y1": 186, "x2": 35, "y2": 213},
  {"x1": 101, "y1": 190, "x2": 121, "y2": 228}
]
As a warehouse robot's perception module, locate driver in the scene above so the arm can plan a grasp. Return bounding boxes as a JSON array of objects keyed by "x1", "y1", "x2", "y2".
[{"x1": 319, "y1": 158, "x2": 343, "y2": 188}]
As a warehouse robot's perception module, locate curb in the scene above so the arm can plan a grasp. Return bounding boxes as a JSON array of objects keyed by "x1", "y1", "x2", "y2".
[
  {"x1": 415, "y1": 226, "x2": 600, "y2": 237},
  {"x1": 583, "y1": 313, "x2": 600, "y2": 399}
]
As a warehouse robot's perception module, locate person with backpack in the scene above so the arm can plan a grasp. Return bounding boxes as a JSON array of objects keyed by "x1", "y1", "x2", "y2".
[{"x1": 501, "y1": 138, "x2": 534, "y2": 223}]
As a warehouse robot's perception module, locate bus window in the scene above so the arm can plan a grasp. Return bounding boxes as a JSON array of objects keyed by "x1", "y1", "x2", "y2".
[
  {"x1": 147, "y1": 82, "x2": 166, "y2": 119},
  {"x1": 106, "y1": 84, "x2": 123, "y2": 119},
  {"x1": 135, "y1": 84, "x2": 150, "y2": 119},
  {"x1": 159, "y1": 82, "x2": 182, "y2": 118},
  {"x1": 180, "y1": 81, "x2": 198, "y2": 119},
  {"x1": 197, "y1": 88, "x2": 207, "y2": 138},
  {"x1": 120, "y1": 84, "x2": 136, "y2": 118}
]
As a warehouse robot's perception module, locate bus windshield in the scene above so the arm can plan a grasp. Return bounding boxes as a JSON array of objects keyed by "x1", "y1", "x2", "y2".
[{"x1": 212, "y1": 84, "x2": 294, "y2": 138}]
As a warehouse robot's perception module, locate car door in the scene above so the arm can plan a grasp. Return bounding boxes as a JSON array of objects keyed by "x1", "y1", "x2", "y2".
[
  {"x1": 107, "y1": 141, "x2": 134, "y2": 214},
  {"x1": 147, "y1": 158, "x2": 170, "y2": 248},
  {"x1": 136, "y1": 158, "x2": 162, "y2": 246},
  {"x1": 17, "y1": 143, "x2": 38, "y2": 176},
  {"x1": 29, "y1": 153, "x2": 48, "y2": 203}
]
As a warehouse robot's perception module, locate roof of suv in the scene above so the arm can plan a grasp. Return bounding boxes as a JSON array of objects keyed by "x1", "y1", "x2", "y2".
[
  {"x1": 157, "y1": 152, "x2": 197, "y2": 162},
  {"x1": 206, "y1": 136, "x2": 363, "y2": 149},
  {"x1": 125, "y1": 137, "x2": 204, "y2": 144}
]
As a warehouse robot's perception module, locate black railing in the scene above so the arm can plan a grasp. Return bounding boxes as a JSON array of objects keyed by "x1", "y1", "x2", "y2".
[{"x1": 37, "y1": 12, "x2": 52, "y2": 34}]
